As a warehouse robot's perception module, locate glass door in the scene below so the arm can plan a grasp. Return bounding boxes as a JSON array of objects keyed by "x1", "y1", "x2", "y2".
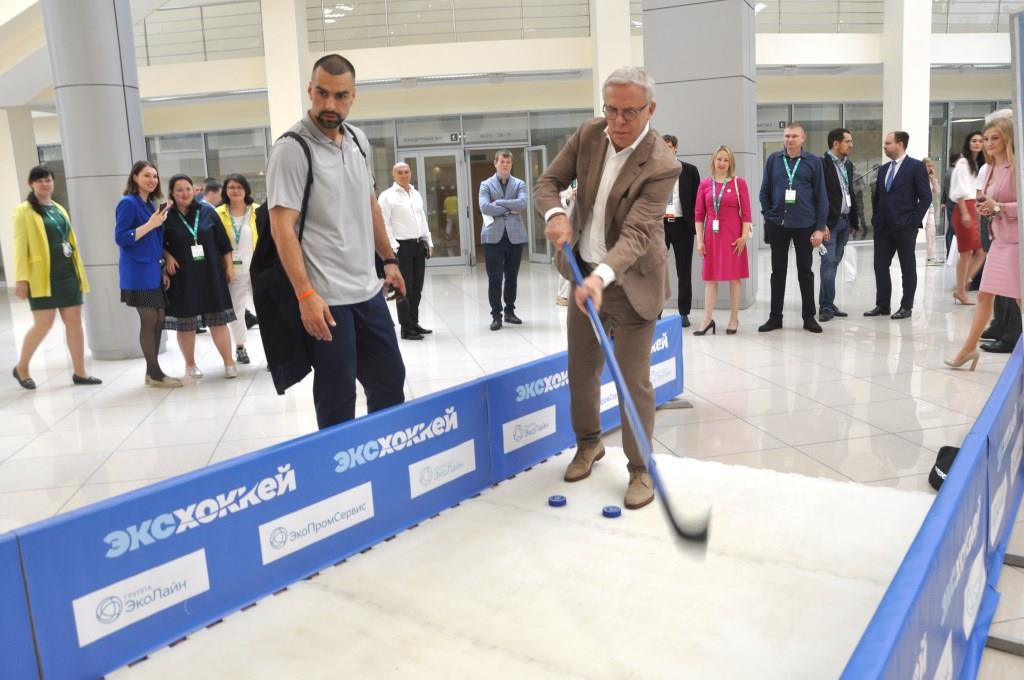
[
  {"x1": 399, "y1": 150, "x2": 467, "y2": 266},
  {"x1": 524, "y1": 145, "x2": 549, "y2": 263},
  {"x1": 756, "y1": 134, "x2": 783, "y2": 250}
]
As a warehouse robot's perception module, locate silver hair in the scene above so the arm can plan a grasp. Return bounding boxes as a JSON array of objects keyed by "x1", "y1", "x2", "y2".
[
  {"x1": 987, "y1": 108, "x2": 1014, "y2": 124},
  {"x1": 392, "y1": 162, "x2": 410, "y2": 171},
  {"x1": 602, "y1": 66, "x2": 656, "y2": 102}
]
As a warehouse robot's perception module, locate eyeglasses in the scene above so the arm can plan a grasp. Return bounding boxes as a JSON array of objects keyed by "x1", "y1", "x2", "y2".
[{"x1": 602, "y1": 103, "x2": 649, "y2": 122}]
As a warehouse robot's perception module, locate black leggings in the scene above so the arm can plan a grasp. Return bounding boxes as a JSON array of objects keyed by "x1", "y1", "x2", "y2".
[{"x1": 136, "y1": 307, "x2": 166, "y2": 379}]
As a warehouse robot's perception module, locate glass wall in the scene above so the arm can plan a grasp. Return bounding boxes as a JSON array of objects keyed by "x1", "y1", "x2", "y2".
[
  {"x1": 206, "y1": 129, "x2": 270, "y2": 202},
  {"x1": 354, "y1": 119, "x2": 398, "y2": 194},
  {"x1": 307, "y1": 0, "x2": 590, "y2": 51},
  {"x1": 527, "y1": 110, "x2": 592, "y2": 180},
  {"x1": 932, "y1": 1, "x2": 1024, "y2": 33},
  {"x1": 793, "y1": 103, "x2": 842, "y2": 156},
  {"x1": 145, "y1": 133, "x2": 207, "y2": 192},
  {"x1": 843, "y1": 103, "x2": 883, "y2": 236},
  {"x1": 134, "y1": 0, "x2": 264, "y2": 66}
]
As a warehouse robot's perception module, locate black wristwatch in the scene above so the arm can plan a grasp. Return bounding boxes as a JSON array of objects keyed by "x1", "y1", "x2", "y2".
[{"x1": 382, "y1": 258, "x2": 399, "y2": 266}]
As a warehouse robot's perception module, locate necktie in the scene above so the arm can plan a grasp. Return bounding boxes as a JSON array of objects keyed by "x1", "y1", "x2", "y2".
[{"x1": 885, "y1": 162, "x2": 896, "y2": 191}]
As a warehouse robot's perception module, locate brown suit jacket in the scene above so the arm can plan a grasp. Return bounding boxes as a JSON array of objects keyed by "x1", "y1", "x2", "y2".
[{"x1": 533, "y1": 118, "x2": 679, "y2": 320}]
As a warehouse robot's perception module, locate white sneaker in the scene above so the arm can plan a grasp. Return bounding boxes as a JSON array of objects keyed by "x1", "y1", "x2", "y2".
[
  {"x1": 224, "y1": 364, "x2": 238, "y2": 379},
  {"x1": 187, "y1": 365, "x2": 204, "y2": 379}
]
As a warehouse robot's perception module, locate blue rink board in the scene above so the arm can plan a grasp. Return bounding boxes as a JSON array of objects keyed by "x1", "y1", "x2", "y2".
[
  {"x1": 0, "y1": 533, "x2": 39, "y2": 679},
  {"x1": 842, "y1": 339, "x2": 1024, "y2": 678},
  {"x1": 11, "y1": 318, "x2": 684, "y2": 679}
]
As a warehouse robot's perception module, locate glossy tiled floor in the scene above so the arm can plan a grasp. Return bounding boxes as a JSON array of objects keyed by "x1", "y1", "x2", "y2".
[{"x1": 1, "y1": 242, "x2": 1022, "y2": 676}]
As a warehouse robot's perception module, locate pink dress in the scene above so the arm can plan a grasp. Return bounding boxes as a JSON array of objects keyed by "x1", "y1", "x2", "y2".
[
  {"x1": 694, "y1": 176, "x2": 752, "y2": 281},
  {"x1": 979, "y1": 162, "x2": 1021, "y2": 299}
]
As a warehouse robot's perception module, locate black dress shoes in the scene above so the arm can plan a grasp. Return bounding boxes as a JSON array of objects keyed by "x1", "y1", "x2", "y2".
[
  {"x1": 981, "y1": 327, "x2": 1001, "y2": 341},
  {"x1": 758, "y1": 317, "x2": 783, "y2": 333},
  {"x1": 72, "y1": 374, "x2": 103, "y2": 385},
  {"x1": 819, "y1": 310, "x2": 834, "y2": 322},
  {"x1": 12, "y1": 367, "x2": 35, "y2": 390},
  {"x1": 490, "y1": 318, "x2": 502, "y2": 331},
  {"x1": 504, "y1": 313, "x2": 523, "y2": 325},
  {"x1": 864, "y1": 307, "x2": 891, "y2": 317},
  {"x1": 401, "y1": 329, "x2": 424, "y2": 340},
  {"x1": 831, "y1": 308, "x2": 848, "y2": 317},
  {"x1": 803, "y1": 317, "x2": 823, "y2": 333},
  {"x1": 414, "y1": 325, "x2": 433, "y2": 335},
  {"x1": 981, "y1": 340, "x2": 1015, "y2": 353},
  {"x1": 891, "y1": 308, "x2": 913, "y2": 320},
  {"x1": 681, "y1": 315, "x2": 691, "y2": 328}
]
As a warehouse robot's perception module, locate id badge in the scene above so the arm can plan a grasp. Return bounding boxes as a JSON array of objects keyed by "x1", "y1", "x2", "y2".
[
  {"x1": 712, "y1": 219, "x2": 720, "y2": 233},
  {"x1": 191, "y1": 244, "x2": 206, "y2": 261},
  {"x1": 843, "y1": 193, "x2": 851, "y2": 211},
  {"x1": 232, "y1": 252, "x2": 243, "y2": 265},
  {"x1": 61, "y1": 241, "x2": 73, "y2": 258},
  {"x1": 785, "y1": 189, "x2": 797, "y2": 204}
]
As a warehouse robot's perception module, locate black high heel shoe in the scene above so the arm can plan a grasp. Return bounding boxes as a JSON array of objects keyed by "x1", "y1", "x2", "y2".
[
  {"x1": 693, "y1": 320, "x2": 716, "y2": 336},
  {"x1": 726, "y1": 322, "x2": 738, "y2": 335}
]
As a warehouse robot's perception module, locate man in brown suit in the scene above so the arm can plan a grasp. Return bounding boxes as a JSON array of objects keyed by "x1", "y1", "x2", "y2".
[{"x1": 534, "y1": 66, "x2": 679, "y2": 510}]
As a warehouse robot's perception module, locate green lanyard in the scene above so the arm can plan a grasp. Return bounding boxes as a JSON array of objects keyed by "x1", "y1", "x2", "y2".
[
  {"x1": 42, "y1": 206, "x2": 70, "y2": 241},
  {"x1": 177, "y1": 208, "x2": 200, "y2": 244},
  {"x1": 711, "y1": 178, "x2": 730, "y2": 216},
  {"x1": 831, "y1": 155, "x2": 849, "y2": 192},
  {"x1": 782, "y1": 155, "x2": 802, "y2": 189},
  {"x1": 230, "y1": 210, "x2": 247, "y2": 246}
]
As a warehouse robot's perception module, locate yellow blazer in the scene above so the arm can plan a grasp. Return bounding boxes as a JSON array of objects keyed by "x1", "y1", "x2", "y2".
[
  {"x1": 215, "y1": 203, "x2": 260, "y2": 250},
  {"x1": 12, "y1": 200, "x2": 89, "y2": 297}
]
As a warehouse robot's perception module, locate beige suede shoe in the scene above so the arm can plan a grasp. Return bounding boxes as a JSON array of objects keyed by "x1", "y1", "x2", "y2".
[
  {"x1": 624, "y1": 466, "x2": 654, "y2": 509},
  {"x1": 563, "y1": 443, "x2": 606, "y2": 482}
]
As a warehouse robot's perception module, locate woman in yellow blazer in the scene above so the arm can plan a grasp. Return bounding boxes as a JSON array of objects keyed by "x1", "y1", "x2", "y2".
[
  {"x1": 215, "y1": 174, "x2": 259, "y2": 365},
  {"x1": 12, "y1": 166, "x2": 101, "y2": 389}
]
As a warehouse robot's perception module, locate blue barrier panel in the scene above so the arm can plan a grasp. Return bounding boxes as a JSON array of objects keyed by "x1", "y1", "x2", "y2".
[
  {"x1": 978, "y1": 352, "x2": 1024, "y2": 573},
  {"x1": 0, "y1": 533, "x2": 39, "y2": 680},
  {"x1": 485, "y1": 317, "x2": 684, "y2": 478},
  {"x1": 841, "y1": 433, "x2": 993, "y2": 679},
  {"x1": 15, "y1": 381, "x2": 491, "y2": 680}
]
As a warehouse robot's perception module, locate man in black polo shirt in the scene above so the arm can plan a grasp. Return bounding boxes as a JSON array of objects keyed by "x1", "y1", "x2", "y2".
[{"x1": 758, "y1": 122, "x2": 829, "y2": 333}]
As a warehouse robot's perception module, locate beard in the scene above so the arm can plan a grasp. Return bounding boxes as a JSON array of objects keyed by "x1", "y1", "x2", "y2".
[{"x1": 315, "y1": 110, "x2": 343, "y2": 129}]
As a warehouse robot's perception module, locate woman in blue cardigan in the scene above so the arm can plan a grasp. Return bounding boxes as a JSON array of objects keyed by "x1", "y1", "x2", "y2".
[{"x1": 115, "y1": 161, "x2": 181, "y2": 387}]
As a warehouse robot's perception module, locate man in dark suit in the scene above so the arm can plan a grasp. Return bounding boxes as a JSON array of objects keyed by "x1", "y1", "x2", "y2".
[
  {"x1": 819, "y1": 128, "x2": 859, "y2": 322},
  {"x1": 661, "y1": 134, "x2": 700, "y2": 327},
  {"x1": 865, "y1": 131, "x2": 932, "y2": 320},
  {"x1": 981, "y1": 297, "x2": 1022, "y2": 353},
  {"x1": 535, "y1": 66, "x2": 678, "y2": 511}
]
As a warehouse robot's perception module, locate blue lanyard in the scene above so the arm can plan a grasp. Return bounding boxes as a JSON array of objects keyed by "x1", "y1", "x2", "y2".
[{"x1": 782, "y1": 156, "x2": 802, "y2": 188}]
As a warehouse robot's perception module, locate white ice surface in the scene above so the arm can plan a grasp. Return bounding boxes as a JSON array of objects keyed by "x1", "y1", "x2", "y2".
[{"x1": 112, "y1": 450, "x2": 934, "y2": 679}]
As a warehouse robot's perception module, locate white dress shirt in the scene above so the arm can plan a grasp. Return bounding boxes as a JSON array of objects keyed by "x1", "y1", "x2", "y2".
[
  {"x1": 668, "y1": 167, "x2": 681, "y2": 217},
  {"x1": 949, "y1": 157, "x2": 980, "y2": 202},
  {"x1": 545, "y1": 122, "x2": 651, "y2": 288},
  {"x1": 378, "y1": 181, "x2": 433, "y2": 251}
]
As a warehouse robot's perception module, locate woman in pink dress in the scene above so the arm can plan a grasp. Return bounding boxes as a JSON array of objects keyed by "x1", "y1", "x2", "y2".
[
  {"x1": 693, "y1": 146, "x2": 752, "y2": 335},
  {"x1": 946, "y1": 115, "x2": 1020, "y2": 370}
]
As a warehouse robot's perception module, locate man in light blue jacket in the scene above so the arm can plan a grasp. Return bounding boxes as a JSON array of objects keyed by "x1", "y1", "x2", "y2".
[{"x1": 480, "y1": 150, "x2": 528, "y2": 330}]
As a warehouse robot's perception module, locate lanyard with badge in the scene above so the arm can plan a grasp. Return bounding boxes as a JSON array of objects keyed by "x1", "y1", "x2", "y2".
[
  {"x1": 710, "y1": 178, "x2": 729, "y2": 234},
  {"x1": 783, "y1": 156, "x2": 801, "y2": 204},
  {"x1": 178, "y1": 209, "x2": 205, "y2": 261},
  {"x1": 43, "y1": 206, "x2": 73, "y2": 258},
  {"x1": 230, "y1": 210, "x2": 246, "y2": 265},
  {"x1": 834, "y1": 156, "x2": 851, "y2": 211}
]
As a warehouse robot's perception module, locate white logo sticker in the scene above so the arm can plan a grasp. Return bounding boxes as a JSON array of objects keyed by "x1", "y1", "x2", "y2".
[
  {"x1": 990, "y1": 472, "x2": 1009, "y2": 548},
  {"x1": 502, "y1": 405, "x2": 557, "y2": 454},
  {"x1": 72, "y1": 549, "x2": 210, "y2": 647},
  {"x1": 934, "y1": 631, "x2": 953, "y2": 680},
  {"x1": 650, "y1": 357, "x2": 677, "y2": 389},
  {"x1": 408, "y1": 440, "x2": 476, "y2": 499},
  {"x1": 259, "y1": 482, "x2": 374, "y2": 565}
]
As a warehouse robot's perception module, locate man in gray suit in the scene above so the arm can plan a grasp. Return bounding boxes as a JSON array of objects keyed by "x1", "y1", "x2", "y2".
[{"x1": 480, "y1": 150, "x2": 528, "y2": 330}]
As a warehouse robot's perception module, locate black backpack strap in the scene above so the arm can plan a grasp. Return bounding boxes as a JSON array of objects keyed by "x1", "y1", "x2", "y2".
[
  {"x1": 278, "y1": 131, "x2": 314, "y2": 242},
  {"x1": 343, "y1": 123, "x2": 368, "y2": 159}
]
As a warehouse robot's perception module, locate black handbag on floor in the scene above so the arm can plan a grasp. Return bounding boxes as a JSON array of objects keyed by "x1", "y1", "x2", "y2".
[
  {"x1": 928, "y1": 446, "x2": 960, "y2": 491},
  {"x1": 250, "y1": 132, "x2": 315, "y2": 395}
]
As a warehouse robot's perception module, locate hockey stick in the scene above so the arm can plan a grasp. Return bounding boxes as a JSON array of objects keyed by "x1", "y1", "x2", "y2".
[{"x1": 562, "y1": 241, "x2": 710, "y2": 544}]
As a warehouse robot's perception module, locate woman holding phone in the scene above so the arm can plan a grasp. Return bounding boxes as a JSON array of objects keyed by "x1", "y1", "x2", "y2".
[{"x1": 115, "y1": 161, "x2": 181, "y2": 387}]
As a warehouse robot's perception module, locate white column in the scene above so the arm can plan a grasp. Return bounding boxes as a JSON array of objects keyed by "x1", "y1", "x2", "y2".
[
  {"x1": 882, "y1": 0, "x2": 932, "y2": 158},
  {"x1": 590, "y1": 0, "x2": 632, "y2": 115},
  {"x1": 0, "y1": 106, "x2": 38, "y2": 287},
  {"x1": 261, "y1": 0, "x2": 308, "y2": 139}
]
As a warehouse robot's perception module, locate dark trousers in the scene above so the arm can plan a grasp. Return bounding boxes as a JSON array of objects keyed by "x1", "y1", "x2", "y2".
[
  {"x1": 483, "y1": 232, "x2": 523, "y2": 319},
  {"x1": 873, "y1": 228, "x2": 918, "y2": 310},
  {"x1": 767, "y1": 222, "x2": 816, "y2": 319},
  {"x1": 945, "y1": 202, "x2": 955, "y2": 256},
  {"x1": 311, "y1": 292, "x2": 406, "y2": 430},
  {"x1": 989, "y1": 296, "x2": 1022, "y2": 345},
  {"x1": 396, "y1": 238, "x2": 426, "y2": 331},
  {"x1": 665, "y1": 218, "x2": 694, "y2": 315}
]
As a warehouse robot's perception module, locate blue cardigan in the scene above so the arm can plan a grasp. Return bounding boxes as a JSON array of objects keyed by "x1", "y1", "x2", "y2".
[{"x1": 115, "y1": 194, "x2": 165, "y2": 291}]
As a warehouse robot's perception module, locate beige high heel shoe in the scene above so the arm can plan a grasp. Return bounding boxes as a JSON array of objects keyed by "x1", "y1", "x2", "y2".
[{"x1": 944, "y1": 350, "x2": 980, "y2": 371}]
